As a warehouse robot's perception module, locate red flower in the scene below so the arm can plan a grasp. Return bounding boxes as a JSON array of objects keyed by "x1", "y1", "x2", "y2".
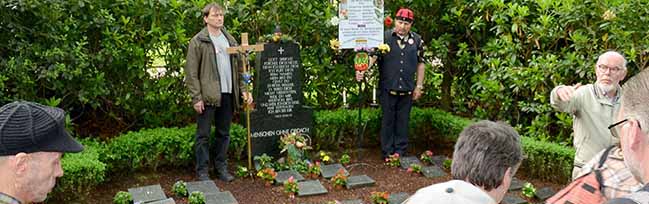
[{"x1": 384, "y1": 16, "x2": 393, "y2": 27}]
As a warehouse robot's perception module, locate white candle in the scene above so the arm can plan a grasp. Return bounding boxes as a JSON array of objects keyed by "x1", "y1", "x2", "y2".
[
  {"x1": 343, "y1": 89, "x2": 347, "y2": 105},
  {"x1": 372, "y1": 88, "x2": 377, "y2": 102}
]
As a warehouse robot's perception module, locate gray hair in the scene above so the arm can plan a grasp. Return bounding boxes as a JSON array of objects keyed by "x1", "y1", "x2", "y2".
[
  {"x1": 451, "y1": 120, "x2": 523, "y2": 191},
  {"x1": 202, "y1": 3, "x2": 225, "y2": 17},
  {"x1": 597, "y1": 51, "x2": 628, "y2": 70},
  {"x1": 621, "y1": 68, "x2": 649, "y2": 135}
]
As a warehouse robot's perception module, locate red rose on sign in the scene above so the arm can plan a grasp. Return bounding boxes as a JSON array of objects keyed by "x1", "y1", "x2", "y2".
[{"x1": 384, "y1": 16, "x2": 393, "y2": 27}]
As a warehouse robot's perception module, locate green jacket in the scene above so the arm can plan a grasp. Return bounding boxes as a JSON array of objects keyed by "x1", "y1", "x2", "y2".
[{"x1": 184, "y1": 27, "x2": 243, "y2": 108}]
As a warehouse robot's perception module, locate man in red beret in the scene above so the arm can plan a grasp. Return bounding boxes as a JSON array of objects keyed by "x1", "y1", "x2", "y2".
[{"x1": 357, "y1": 8, "x2": 426, "y2": 159}]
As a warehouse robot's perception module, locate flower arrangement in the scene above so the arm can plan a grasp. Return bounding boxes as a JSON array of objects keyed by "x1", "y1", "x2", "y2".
[
  {"x1": 384, "y1": 153, "x2": 400, "y2": 167},
  {"x1": 319, "y1": 151, "x2": 332, "y2": 164},
  {"x1": 257, "y1": 167, "x2": 277, "y2": 186},
  {"x1": 280, "y1": 132, "x2": 312, "y2": 165},
  {"x1": 188, "y1": 191, "x2": 206, "y2": 204},
  {"x1": 235, "y1": 165, "x2": 249, "y2": 178},
  {"x1": 339, "y1": 154, "x2": 351, "y2": 166},
  {"x1": 420, "y1": 150, "x2": 434, "y2": 165},
  {"x1": 284, "y1": 176, "x2": 299, "y2": 199},
  {"x1": 254, "y1": 153, "x2": 274, "y2": 169},
  {"x1": 330, "y1": 169, "x2": 348, "y2": 189},
  {"x1": 113, "y1": 191, "x2": 132, "y2": 204},
  {"x1": 370, "y1": 191, "x2": 389, "y2": 204},
  {"x1": 522, "y1": 182, "x2": 536, "y2": 198},
  {"x1": 377, "y1": 43, "x2": 390, "y2": 54},
  {"x1": 172, "y1": 180, "x2": 188, "y2": 197},
  {"x1": 407, "y1": 163, "x2": 422, "y2": 175},
  {"x1": 307, "y1": 161, "x2": 322, "y2": 179},
  {"x1": 354, "y1": 51, "x2": 370, "y2": 71}
]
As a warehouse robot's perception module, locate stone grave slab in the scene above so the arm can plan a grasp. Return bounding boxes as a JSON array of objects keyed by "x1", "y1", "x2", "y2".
[
  {"x1": 128, "y1": 184, "x2": 167, "y2": 203},
  {"x1": 400, "y1": 156, "x2": 423, "y2": 169},
  {"x1": 502, "y1": 195, "x2": 527, "y2": 204},
  {"x1": 148, "y1": 198, "x2": 176, "y2": 204},
  {"x1": 508, "y1": 178, "x2": 525, "y2": 191},
  {"x1": 345, "y1": 175, "x2": 375, "y2": 189},
  {"x1": 298, "y1": 180, "x2": 328, "y2": 196},
  {"x1": 204, "y1": 191, "x2": 238, "y2": 204},
  {"x1": 320, "y1": 163, "x2": 349, "y2": 179},
  {"x1": 275, "y1": 170, "x2": 305, "y2": 185},
  {"x1": 339, "y1": 199, "x2": 363, "y2": 204},
  {"x1": 186, "y1": 180, "x2": 220, "y2": 196},
  {"x1": 388, "y1": 192, "x2": 410, "y2": 204},
  {"x1": 536, "y1": 187, "x2": 556, "y2": 201},
  {"x1": 430, "y1": 155, "x2": 449, "y2": 167},
  {"x1": 422, "y1": 165, "x2": 447, "y2": 178}
]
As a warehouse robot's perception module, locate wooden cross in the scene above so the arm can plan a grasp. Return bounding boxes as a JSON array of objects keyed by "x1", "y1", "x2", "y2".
[
  {"x1": 226, "y1": 33, "x2": 264, "y2": 172},
  {"x1": 227, "y1": 33, "x2": 265, "y2": 73}
]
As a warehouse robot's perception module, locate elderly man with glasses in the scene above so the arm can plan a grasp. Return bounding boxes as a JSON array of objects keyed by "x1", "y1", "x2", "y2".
[{"x1": 550, "y1": 51, "x2": 628, "y2": 179}]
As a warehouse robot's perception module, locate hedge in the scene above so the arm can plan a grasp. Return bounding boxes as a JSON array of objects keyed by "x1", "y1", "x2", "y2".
[{"x1": 54, "y1": 108, "x2": 574, "y2": 200}]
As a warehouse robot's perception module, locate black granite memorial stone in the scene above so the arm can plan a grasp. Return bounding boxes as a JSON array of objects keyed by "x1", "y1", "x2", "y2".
[{"x1": 250, "y1": 42, "x2": 314, "y2": 158}]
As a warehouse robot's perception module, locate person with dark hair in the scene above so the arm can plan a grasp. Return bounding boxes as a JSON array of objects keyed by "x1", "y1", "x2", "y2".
[
  {"x1": 403, "y1": 120, "x2": 523, "y2": 204},
  {"x1": 356, "y1": 8, "x2": 426, "y2": 159},
  {"x1": 184, "y1": 3, "x2": 252, "y2": 182},
  {"x1": 605, "y1": 68, "x2": 649, "y2": 204},
  {"x1": 0, "y1": 101, "x2": 84, "y2": 204},
  {"x1": 550, "y1": 51, "x2": 628, "y2": 179}
]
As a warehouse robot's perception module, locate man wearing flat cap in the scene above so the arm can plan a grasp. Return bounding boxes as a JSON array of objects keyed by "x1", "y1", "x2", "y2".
[
  {"x1": 0, "y1": 101, "x2": 84, "y2": 204},
  {"x1": 356, "y1": 8, "x2": 426, "y2": 159}
]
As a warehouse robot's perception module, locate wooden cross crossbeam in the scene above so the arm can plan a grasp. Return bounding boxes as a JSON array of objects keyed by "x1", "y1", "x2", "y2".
[{"x1": 227, "y1": 33, "x2": 265, "y2": 73}]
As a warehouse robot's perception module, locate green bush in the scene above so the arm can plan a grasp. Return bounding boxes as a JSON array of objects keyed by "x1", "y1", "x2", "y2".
[
  {"x1": 113, "y1": 191, "x2": 132, "y2": 204},
  {"x1": 51, "y1": 139, "x2": 107, "y2": 201},
  {"x1": 521, "y1": 136, "x2": 575, "y2": 183}
]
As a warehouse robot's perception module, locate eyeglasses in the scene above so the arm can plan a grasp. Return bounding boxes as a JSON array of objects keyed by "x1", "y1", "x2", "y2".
[
  {"x1": 608, "y1": 119, "x2": 643, "y2": 138},
  {"x1": 608, "y1": 119, "x2": 628, "y2": 138},
  {"x1": 597, "y1": 64, "x2": 624, "y2": 73}
]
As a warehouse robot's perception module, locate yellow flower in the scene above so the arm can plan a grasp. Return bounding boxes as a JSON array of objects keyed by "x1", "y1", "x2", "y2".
[
  {"x1": 329, "y1": 39, "x2": 340, "y2": 50},
  {"x1": 323, "y1": 155, "x2": 331, "y2": 162},
  {"x1": 378, "y1": 43, "x2": 390, "y2": 54},
  {"x1": 257, "y1": 171, "x2": 263, "y2": 177}
]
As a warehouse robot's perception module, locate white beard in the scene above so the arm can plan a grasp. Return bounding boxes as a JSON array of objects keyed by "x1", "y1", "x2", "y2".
[{"x1": 597, "y1": 82, "x2": 616, "y2": 94}]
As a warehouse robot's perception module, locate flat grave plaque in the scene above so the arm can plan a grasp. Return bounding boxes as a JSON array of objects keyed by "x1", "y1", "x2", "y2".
[
  {"x1": 400, "y1": 156, "x2": 423, "y2": 170},
  {"x1": 204, "y1": 191, "x2": 238, "y2": 204},
  {"x1": 186, "y1": 180, "x2": 220, "y2": 196},
  {"x1": 297, "y1": 180, "x2": 328, "y2": 197},
  {"x1": 345, "y1": 175, "x2": 376, "y2": 189},
  {"x1": 388, "y1": 192, "x2": 410, "y2": 204},
  {"x1": 422, "y1": 165, "x2": 447, "y2": 178},
  {"x1": 275, "y1": 170, "x2": 305, "y2": 185},
  {"x1": 128, "y1": 184, "x2": 167, "y2": 204},
  {"x1": 320, "y1": 163, "x2": 349, "y2": 179}
]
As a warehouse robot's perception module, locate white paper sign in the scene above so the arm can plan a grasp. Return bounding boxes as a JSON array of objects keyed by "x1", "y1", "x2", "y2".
[{"x1": 338, "y1": 0, "x2": 384, "y2": 49}]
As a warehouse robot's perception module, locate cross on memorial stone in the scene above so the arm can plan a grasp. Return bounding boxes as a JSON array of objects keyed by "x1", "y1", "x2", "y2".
[{"x1": 278, "y1": 47, "x2": 285, "y2": 54}]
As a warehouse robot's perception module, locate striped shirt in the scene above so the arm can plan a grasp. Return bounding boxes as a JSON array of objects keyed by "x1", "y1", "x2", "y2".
[{"x1": 0, "y1": 192, "x2": 21, "y2": 204}]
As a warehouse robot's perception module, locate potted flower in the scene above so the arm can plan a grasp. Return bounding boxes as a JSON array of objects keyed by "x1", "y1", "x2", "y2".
[
  {"x1": 188, "y1": 191, "x2": 205, "y2": 204},
  {"x1": 256, "y1": 168, "x2": 277, "y2": 187},
  {"x1": 384, "y1": 153, "x2": 400, "y2": 167},
  {"x1": 420, "y1": 150, "x2": 434, "y2": 165},
  {"x1": 172, "y1": 180, "x2": 188, "y2": 197},
  {"x1": 339, "y1": 154, "x2": 351, "y2": 166},
  {"x1": 113, "y1": 191, "x2": 132, "y2": 204},
  {"x1": 307, "y1": 161, "x2": 321, "y2": 179},
  {"x1": 284, "y1": 176, "x2": 299, "y2": 199},
  {"x1": 522, "y1": 182, "x2": 536, "y2": 198},
  {"x1": 407, "y1": 164, "x2": 422, "y2": 176},
  {"x1": 235, "y1": 165, "x2": 249, "y2": 178},
  {"x1": 319, "y1": 151, "x2": 332, "y2": 164},
  {"x1": 330, "y1": 169, "x2": 348, "y2": 190},
  {"x1": 370, "y1": 191, "x2": 389, "y2": 204}
]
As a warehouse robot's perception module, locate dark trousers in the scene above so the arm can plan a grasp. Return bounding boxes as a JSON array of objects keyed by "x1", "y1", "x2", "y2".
[
  {"x1": 195, "y1": 93, "x2": 233, "y2": 174},
  {"x1": 379, "y1": 90, "x2": 413, "y2": 158}
]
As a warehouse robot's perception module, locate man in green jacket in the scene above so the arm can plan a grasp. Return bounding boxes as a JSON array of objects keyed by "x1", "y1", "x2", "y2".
[
  {"x1": 550, "y1": 51, "x2": 627, "y2": 179},
  {"x1": 184, "y1": 3, "x2": 252, "y2": 182}
]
